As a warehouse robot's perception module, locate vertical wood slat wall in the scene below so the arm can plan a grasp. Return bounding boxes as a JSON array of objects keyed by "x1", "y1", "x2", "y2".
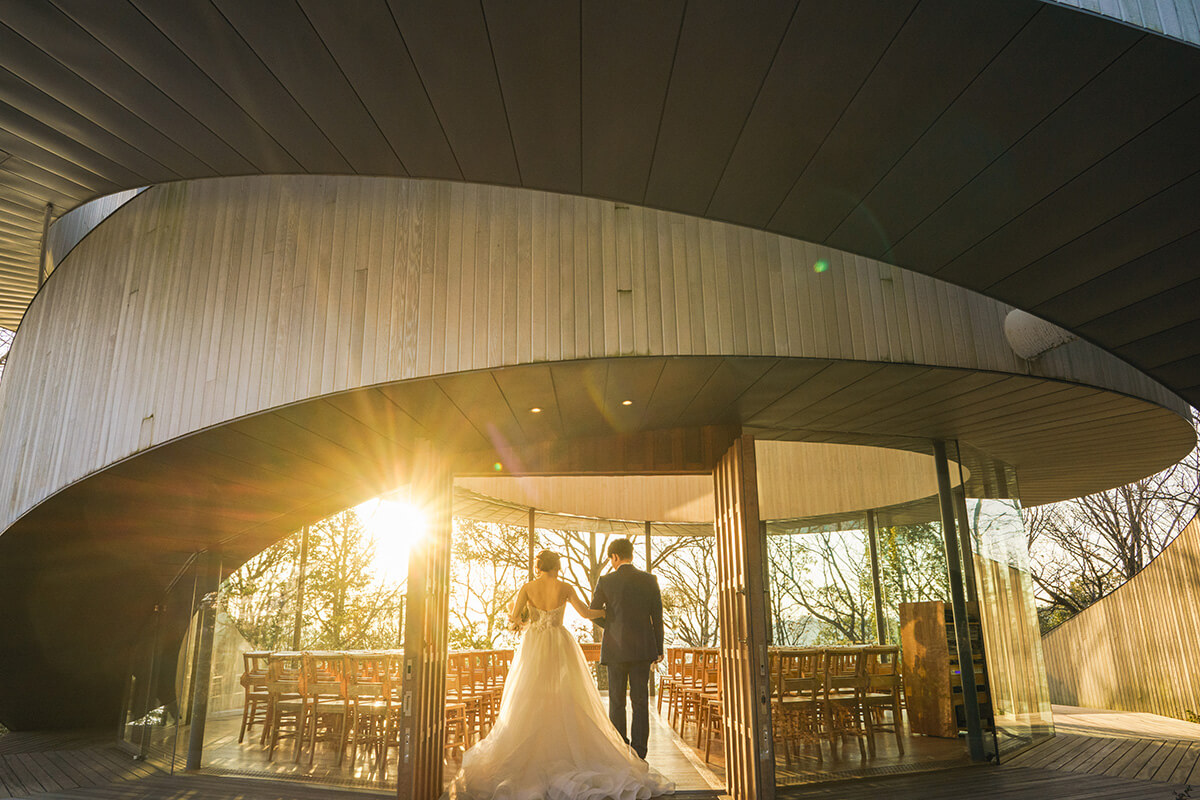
[
  {"x1": 713, "y1": 435, "x2": 775, "y2": 800},
  {"x1": 1040, "y1": 514, "x2": 1200, "y2": 721},
  {"x1": 396, "y1": 441, "x2": 453, "y2": 800},
  {"x1": 0, "y1": 175, "x2": 1179, "y2": 536}
]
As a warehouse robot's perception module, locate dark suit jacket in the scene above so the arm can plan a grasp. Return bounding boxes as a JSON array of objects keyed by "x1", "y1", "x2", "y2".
[{"x1": 590, "y1": 563, "x2": 664, "y2": 664}]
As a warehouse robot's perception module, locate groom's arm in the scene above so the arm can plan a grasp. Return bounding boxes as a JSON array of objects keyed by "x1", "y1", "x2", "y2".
[{"x1": 590, "y1": 575, "x2": 608, "y2": 628}]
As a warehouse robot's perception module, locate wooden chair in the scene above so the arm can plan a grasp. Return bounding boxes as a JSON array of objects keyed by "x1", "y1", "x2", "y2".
[
  {"x1": 344, "y1": 653, "x2": 391, "y2": 773},
  {"x1": 657, "y1": 648, "x2": 683, "y2": 718},
  {"x1": 670, "y1": 648, "x2": 701, "y2": 732},
  {"x1": 691, "y1": 650, "x2": 721, "y2": 747},
  {"x1": 264, "y1": 653, "x2": 305, "y2": 762},
  {"x1": 770, "y1": 649, "x2": 824, "y2": 765},
  {"x1": 301, "y1": 652, "x2": 349, "y2": 765},
  {"x1": 237, "y1": 651, "x2": 270, "y2": 744},
  {"x1": 444, "y1": 701, "x2": 470, "y2": 761},
  {"x1": 861, "y1": 645, "x2": 904, "y2": 756},
  {"x1": 823, "y1": 647, "x2": 869, "y2": 760}
]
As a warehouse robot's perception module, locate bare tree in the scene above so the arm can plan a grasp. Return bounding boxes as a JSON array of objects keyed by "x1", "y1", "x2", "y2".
[
  {"x1": 654, "y1": 536, "x2": 719, "y2": 647},
  {"x1": 1028, "y1": 441, "x2": 1200, "y2": 630}
]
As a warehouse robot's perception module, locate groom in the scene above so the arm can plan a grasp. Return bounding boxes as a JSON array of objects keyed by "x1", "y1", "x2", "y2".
[{"x1": 590, "y1": 537, "x2": 664, "y2": 760}]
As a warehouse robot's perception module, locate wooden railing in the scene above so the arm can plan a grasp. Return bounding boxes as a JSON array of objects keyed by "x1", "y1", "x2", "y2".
[{"x1": 1041, "y1": 514, "x2": 1200, "y2": 720}]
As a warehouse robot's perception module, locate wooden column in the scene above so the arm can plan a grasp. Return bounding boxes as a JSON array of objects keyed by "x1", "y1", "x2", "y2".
[
  {"x1": 867, "y1": 510, "x2": 886, "y2": 644},
  {"x1": 527, "y1": 507, "x2": 536, "y2": 580},
  {"x1": 292, "y1": 525, "x2": 310, "y2": 651},
  {"x1": 713, "y1": 435, "x2": 775, "y2": 800},
  {"x1": 396, "y1": 441, "x2": 453, "y2": 800},
  {"x1": 644, "y1": 520, "x2": 652, "y2": 570}
]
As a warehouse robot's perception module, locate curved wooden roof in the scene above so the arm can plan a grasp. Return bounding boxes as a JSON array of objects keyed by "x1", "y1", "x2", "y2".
[{"x1": 2, "y1": 1, "x2": 1200, "y2": 406}]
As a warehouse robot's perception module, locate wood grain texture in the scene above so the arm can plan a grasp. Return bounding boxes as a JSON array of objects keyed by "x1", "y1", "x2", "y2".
[
  {"x1": 1041, "y1": 514, "x2": 1200, "y2": 722},
  {"x1": 1045, "y1": 0, "x2": 1200, "y2": 46},
  {"x1": 0, "y1": 175, "x2": 1190, "y2": 539}
]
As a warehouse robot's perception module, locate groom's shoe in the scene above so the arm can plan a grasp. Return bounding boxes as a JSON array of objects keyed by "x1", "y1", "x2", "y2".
[{"x1": 635, "y1": 750, "x2": 647, "y2": 760}]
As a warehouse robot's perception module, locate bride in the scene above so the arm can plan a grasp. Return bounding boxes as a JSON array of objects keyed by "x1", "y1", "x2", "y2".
[{"x1": 447, "y1": 550, "x2": 674, "y2": 800}]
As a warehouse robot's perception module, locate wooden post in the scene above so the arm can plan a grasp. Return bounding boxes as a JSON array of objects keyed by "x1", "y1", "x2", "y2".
[
  {"x1": 644, "y1": 520, "x2": 652, "y2": 570},
  {"x1": 396, "y1": 441, "x2": 453, "y2": 800},
  {"x1": 292, "y1": 525, "x2": 309, "y2": 651},
  {"x1": 713, "y1": 434, "x2": 775, "y2": 800},
  {"x1": 933, "y1": 440, "x2": 985, "y2": 762},
  {"x1": 867, "y1": 510, "x2": 886, "y2": 644},
  {"x1": 528, "y1": 507, "x2": 536, "y2": 580}
]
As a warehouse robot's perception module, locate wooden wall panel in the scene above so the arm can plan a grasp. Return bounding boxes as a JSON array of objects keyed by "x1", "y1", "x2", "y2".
[
  {"x1": 0, "y1": 176, "x2": 1190, "y2": 534},
  {"x1": 1041, "y1": 514, "x2": 1200, "y2": 720},
  {"x1": 1045, "y1": 0, "x2": 1200, "y2": 47},
  {"x1": 713, "y1": 435, "x2": 774, "y2": 800}
]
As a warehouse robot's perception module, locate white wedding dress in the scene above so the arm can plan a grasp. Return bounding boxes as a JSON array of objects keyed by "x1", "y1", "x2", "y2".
[{"x1": 447, "y1": 602, "x2": 674, "y2": 800}]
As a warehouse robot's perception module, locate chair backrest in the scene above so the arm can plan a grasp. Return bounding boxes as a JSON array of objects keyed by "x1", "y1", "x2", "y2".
[
  {"x1": 774, "y1": 649, "x2": 821, "y2": 701},
  {"x1": 345, "y1": 653, "x2": 389, "y2": 700},
  {"x1": 302, "y1": 652, "x2": 345, "y2": 700},
  {"x1": 266, "y1": 653, "x2": 303, "y2": 695},
  {"x1": 241, "y1": 651, "x2": 270, "y2": 689},
  {"x1": 700, "y1": 650, "x2": 720, "y2": 691},
  {"x1": 824, "y1": 647, "x2": 866, "y2": 695},
  {"x1": 861, "y1": 645, "x2": 901, "y2": 691}
]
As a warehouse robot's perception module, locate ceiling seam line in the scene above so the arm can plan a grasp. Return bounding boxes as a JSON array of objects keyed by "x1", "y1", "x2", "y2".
[
  {"x1": 45, "y1": 0, "x2": 274, "y2": 174},
  {"x1": 0, "y1": 21, "x2": 209, "y2": 178},
  {"x1": 639, "y1": 0, "x2": 688, "y2": 206},
  {"x1": 821, "y1": 6, "x2": 1044, "y2": 245},
  {"x1": 887, "y1": 32, "x2": 1148, "y2": 265},
  {"x1": 762, "y1": 1, "x2": 922, "y2": 231},
  {"x1": 206, "y1": 1, "x2": 356, "y2": 173},
  {"x1": 125, "y1": 1, "x2": 305, "y2": 173},
  {"x1": 477, "y1": 0, "x2": 524, "y2": 185},
  {"x1": 382, "y1": 4, "x2": 465, "y2": 181},
  {"x1": 700, "y1": 0, "x2": 802, "y2": 218},
  {"x1": 975, "y1": 156, "x2": 1200, "y2": 297},
  {"x1": 295, "y1": 1, "x2": 410, "y2": 176}
]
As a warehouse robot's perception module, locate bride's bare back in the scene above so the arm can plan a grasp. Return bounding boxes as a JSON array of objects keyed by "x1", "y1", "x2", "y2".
[{"x1": 511, "y1": 572, "x2": 603, "y2": 621}]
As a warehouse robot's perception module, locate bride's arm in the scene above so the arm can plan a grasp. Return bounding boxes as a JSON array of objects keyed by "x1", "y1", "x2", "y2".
[
  {"x1": 509, "y1": 584, "x2": 529, "y2": 625},
  {"x1": 568, "y1": 586, "x2": 604, "y2": 620}
]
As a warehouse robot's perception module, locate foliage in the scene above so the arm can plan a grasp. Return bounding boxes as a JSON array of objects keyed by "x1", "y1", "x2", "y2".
[
  {"x1": 222, "y1": 509, "x2": 404, "y2": 650},
  {"x1": 766, "y1": 523, "x2": 949, "y2": 646},
  {"x1": 654, "y1": 536, "x2": 719, "y2": 647},
  {"x1": 1027, "y1": 438, "x2": 1200, "y2": 631},
  {"x1": 448, "y1": 520, "x2": 527, "y2": 650}
]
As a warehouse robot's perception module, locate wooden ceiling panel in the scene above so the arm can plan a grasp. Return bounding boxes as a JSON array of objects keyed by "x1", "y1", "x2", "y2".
[
  {"x1": 388, "y1": 0, "x2": 520, "y2": 185},
  {"x1": 706, "y1": 0, "x2": 916, "y2": 228},
  {"x1": 642, "y1": 0, "x2": 797, "y2": 214},
  {"x1": 484, "y1": 0, "x2": 580, "y2": 194},
  {"x1": 212, "y1": 0, "x2": 405, "y2": 176},
  {"x1": 1071, "y1": 276, "x2": 1200, "y2": 348},
  {"x1": 296, "y1": 0, "x2": 460, "y2": 179},
  {"x1": 894, "y1": 34, "x2": 1200, "y2": 282},
  {"x1": 960, "y1": 105, "x2": 1200, "y2": 305},
  {"x1": 1115, "y1": 320, "x2": 1200, "y2": 369},
  {"x1": 580, "y1": 0, "x2": 683, "y2": 202},
  {"x1": 3, "y1": 3, "x2": 253, "y2": 176},
  {"x1": 1032, "y1": 228, "x2": 1200, "y2": 329},
  {"x1": 128, "y1": 0, "x2": 351, "y2": 173},
  {"x1": 57, "y1": 0, "x2": 301, "y2": 174},
  {"x1": 770, "y1": 0, "x2": 1039, "y2": 243},
  {"x1": 825, "y1": 4, "x2": 1138, "y2": 261}
]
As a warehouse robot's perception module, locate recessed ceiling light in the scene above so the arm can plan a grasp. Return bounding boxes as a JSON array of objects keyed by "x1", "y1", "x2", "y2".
[
  {"x1": 530, "y1": 407, "x2": 542, "y2": 413},
  {"x1": 621, "y1": 400, "x2": 633, "y2": 406}
]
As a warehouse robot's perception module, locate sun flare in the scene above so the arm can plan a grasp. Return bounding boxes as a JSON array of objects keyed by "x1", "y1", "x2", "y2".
[{"x1": 355, "y1": 497, "x2": 425, "y2": 585}]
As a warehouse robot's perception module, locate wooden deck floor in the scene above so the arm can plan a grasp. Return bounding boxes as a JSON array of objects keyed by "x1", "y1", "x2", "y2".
[
  {"x1": 1000, "y1": 704, "x2": 1200, "y2": 786},
  {"x1": 0, "y1": 730, "x2": 161, "y2": 799},
  {"x1": 3, "y1": 704, "x2": 1200, "y2": 799}
]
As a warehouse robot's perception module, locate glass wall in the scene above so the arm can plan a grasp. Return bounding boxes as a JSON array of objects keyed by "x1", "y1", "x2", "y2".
[{"x1": 951, "y1": 449, "x2": 1054, "y2": 757}]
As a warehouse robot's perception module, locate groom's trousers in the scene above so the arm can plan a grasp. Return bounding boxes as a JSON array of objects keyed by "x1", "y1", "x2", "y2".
[{"x1": 606, "y1": 660, "x2": 652, "y2": 759}]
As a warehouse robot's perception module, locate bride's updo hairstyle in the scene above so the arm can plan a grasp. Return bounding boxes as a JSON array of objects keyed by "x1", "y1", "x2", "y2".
[{"x1": 536, "y1": 549, "x2": 561, "y2": 573}]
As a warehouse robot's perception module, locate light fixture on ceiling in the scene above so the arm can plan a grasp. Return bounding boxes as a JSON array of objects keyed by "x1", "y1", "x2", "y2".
[
  {"x1": 621, "y1": 400, "x2": 632, "y2": 406},
  {"x1": 530, "y1": 407, "x2": 542, "y2": 413}
]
